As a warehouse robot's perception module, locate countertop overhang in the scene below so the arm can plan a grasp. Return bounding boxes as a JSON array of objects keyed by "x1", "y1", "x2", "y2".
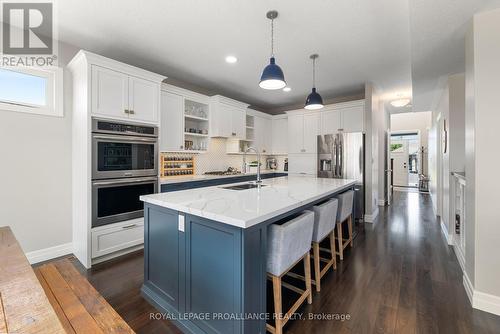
[{"x1": 141, "y1": 175, "x2": 357, "y2": 228}]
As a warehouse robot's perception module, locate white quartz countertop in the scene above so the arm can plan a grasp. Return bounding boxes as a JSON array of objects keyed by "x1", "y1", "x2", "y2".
[
  {"x1": 142, "y1": 175, "x2": 357, "y2": 228},
  {"x1": 159, "y1": 170, "x2": 287, "y2": 184}
]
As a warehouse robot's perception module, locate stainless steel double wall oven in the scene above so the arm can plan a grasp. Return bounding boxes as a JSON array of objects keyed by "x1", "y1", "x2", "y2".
[{"x1": 92, "y1": 119, "x2": 158, "y2": 228}]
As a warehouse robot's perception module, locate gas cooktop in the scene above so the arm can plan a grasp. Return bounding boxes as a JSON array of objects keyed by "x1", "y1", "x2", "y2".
[{"x1": 204, "y1": 168, "x2": 241, "y2": 176}]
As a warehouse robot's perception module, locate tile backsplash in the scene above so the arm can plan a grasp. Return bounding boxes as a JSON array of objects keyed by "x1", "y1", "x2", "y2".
[{"x1": 186, "y1": 138, "x2": 287, "y2": 175}]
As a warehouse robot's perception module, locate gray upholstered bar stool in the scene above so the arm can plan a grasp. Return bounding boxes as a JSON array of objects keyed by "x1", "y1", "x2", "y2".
[
  {"x1": 267, "y1": 211, "x2": 314, "y2": 334},
  {"x1": 335, "y1": 190, "x2": 355, "y2": 260},
  {"x1": 311, "y1": 198, "x2": 338, "y2": 292}
]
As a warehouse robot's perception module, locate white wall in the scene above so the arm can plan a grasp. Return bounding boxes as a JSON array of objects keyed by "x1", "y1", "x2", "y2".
[
  {"x1": 364, "y1": 82, "x2": 382, "y2": 221},
  {"x1": 465, "y1": 8, "x2": 500, "y2": 310},
  {"x1": 0, "y1": 42, "x2": 79, "y2": 255},
  {"x1": 391, "y1": 112, "x2": 431, "y2": 150}
]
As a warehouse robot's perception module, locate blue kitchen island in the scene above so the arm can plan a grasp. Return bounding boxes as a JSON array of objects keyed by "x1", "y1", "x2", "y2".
[{"x1": 140, "y1": 175, "x2": 356, "y2": 334}]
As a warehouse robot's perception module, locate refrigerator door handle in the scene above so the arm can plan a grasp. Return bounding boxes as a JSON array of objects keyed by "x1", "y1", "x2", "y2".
[{"x1": 339, "y1": 134, "x2": 344, "y2": 178}]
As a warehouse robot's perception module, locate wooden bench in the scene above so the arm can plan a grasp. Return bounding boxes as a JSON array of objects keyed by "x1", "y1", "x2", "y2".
[
  {"x1": 0, "y1": 226, "x2": 135, "y2": 334},
  {"x1": 34, "y1": 258, "x2": 135, "y2": 334},
  {"x1": 0, "y1": 226, "x2": 65, "y2": 333}
]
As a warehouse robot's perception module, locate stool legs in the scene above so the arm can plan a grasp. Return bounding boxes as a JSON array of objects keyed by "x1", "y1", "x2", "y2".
[
  {"x1": 329, "y1": 230, "x2": 337, "y2": 270},
  {"x1": 272, "y1": 276, "x2": 283, "y2": 334},
  {"x1": 268, "y1": 254, "x2": 312, "y2": 334},
  {"x1": 337, "y1": 222, "x2": 344, "y2": 260},
  {"x1": 304, "y1": 253, "x2": 313, "y2": 304},
  {"x1": 348, "y1": 216, "x2": 353, "y2": 247},
  {"x1": 312, "y1": 243, "x2": 321, "y2": 292}
]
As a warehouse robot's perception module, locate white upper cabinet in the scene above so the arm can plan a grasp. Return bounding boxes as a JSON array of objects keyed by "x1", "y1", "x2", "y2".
[
  {"x1": 254, "y1": 115, "x2": 272, "y2": 153},
  {"x1": 287, "y1": 112, "x2": 319, "y2": 154},
  {"x1": 91, "y1": 66, "x2": 129, "y2": 119},
  {"x1": 128, "y1": 76, "x2": 159, "y2": 123},
  {"x1": 231, "y1": 108, "x2": 246, "y2": 139},
  {"x1": 271, "y1": 117, "x2": 288, "y2": 155},
  {"x1": 89, "y1": 58, "x2": 163, "y2": 124},
  {"x1": 161, "y1": 84, "x2": 210, "y2": 153},
  {"x1": 287, "y1": 114, "x2": 304, "y2": 154},
  {"x1": 319, "y1": 100, "x2": 365, "y2": 134},
  {"x1": 160, "y1": 91, "x2": 184, "y2": 152},
  {"x1": 210, "y1": 95, "x2": 249, "y2": 139},
  {"x1": 320, "y1": 109, "x2": 342, "y2": 135},
  {"x1": 303, "y1": 113, "x2": 320, "y2": 153},
  {"x1": 341, "y1": 104, "x2": 364, "y2": 132}
]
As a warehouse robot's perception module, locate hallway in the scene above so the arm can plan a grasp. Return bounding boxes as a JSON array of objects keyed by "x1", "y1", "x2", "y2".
[
  {"x1": 69, "y1": 191, "x2": 500, "y2": 333},
  {"x1": 287, "y1": 190, "x2": 500, "y2": 333}
]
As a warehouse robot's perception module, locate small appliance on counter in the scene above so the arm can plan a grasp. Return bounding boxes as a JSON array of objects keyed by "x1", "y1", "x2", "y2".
[{"x1": 266, "y1": 157, "x2": 277, "y2": 170}]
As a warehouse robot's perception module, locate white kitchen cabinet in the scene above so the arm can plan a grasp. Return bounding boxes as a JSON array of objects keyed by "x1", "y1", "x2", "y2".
[
  {"x1": 210, "y1": 96, "x2": 249, "y2": 139},
  {"x1": 91, "y1": 218, "x2": 144, "y2": 259},
  {"x1": 288, "y1": 154, "x2": 317, "y2": 175},
  {"x1": 319, "y1": 100, "x2": 365, "y2": 134},
  {"x1": 341, "y1": 104, "x2": 364, "y2": 132},
  {"x1": 91, "y1": 65, "x2": 161, "y2": 124},
  {"x1": 161, "y1": 84, "x2": 210, "y2": 153},
  {"x1": 91, "y1": 65, "x2": 129, "y2": 120},
  {"x1": 287, "y1": 112, "x2": 319, "y2": 154},
  {"x1": 287, "y1": 114, "x2": 304, "y2": 154},
  {"x1": 320, "y1": 110, "x2": 342, "y2": 135},
  {"x1": 303, "y1": 113, "x2": 320, "y2": 153},
  {"x1": 128, "y1": 76, "x2": 159, "y2": 123},
  {"x1": 271, "y1": 117, "x2": 288, "y2": 155},
  {"x1": 232, "y1": 108, "x2": 246, "y2": 139},
  {"x1": 254, "y1": 115, "x2": 272, "y2": 153},
  {"x1": 160, "y1": 91, "x2": 184, "y2": 151}
]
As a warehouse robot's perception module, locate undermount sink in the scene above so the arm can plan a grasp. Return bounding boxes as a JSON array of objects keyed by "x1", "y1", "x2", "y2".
[{"x1": 221, "y1": 183, "x2": 266, "y2": 190}]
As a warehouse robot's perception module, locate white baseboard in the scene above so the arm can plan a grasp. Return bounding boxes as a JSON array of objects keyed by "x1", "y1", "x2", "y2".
[
  {"x1": 364, "y1": 207, "x2": 379, "y2": 223},
  {"x1": 463, "y1": 272, "x2": 474, "y2": 305},
  {"x1": 26, "y1": 242, "x2": 73, "y2": 264},
  {"x1": 440, "y1": 221, "x2": 453, "y2": 245},
  {"x1": 91, "y1": 244, "x2": 143, "y2": 265},
  {"x1": 474, "y1": 291, "x2": 500, "y2": 316},
  {"x1": 462, "y1": 272, "x2": 500, "y2": 316}
]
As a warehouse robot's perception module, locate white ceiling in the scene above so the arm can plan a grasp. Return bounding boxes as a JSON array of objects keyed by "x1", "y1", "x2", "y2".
[
  {"x1": 57, "y1": 0, "x2": 412, "y2": 114},
  {"x1": 56, "y1": 0, "x2": 500, "y2": 114},
  {"x1": 409, "y1": 0, "x2": 500, "y2": 112}
]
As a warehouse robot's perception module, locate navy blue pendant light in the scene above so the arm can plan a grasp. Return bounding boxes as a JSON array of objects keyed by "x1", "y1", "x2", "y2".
[
  {"x1": 259, "y1": 10, "x2": 286, "y2": 90},
  {"x1": 304, "y1": 54, "x2": 324, "y2": 110}
]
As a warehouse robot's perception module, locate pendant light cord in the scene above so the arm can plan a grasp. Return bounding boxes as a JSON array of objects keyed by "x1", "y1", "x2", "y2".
[
  {"x1": 312, "y1": 57, "x2": 316, "y2": 88},
  {"x1": 270, "y1": 18, "x2": 275, "y2": 57}
]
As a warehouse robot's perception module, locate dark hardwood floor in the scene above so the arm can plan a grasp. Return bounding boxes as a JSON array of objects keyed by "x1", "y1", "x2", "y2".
[{"x1": 69, "y1": 190, "x2": 500, "y2": 333}]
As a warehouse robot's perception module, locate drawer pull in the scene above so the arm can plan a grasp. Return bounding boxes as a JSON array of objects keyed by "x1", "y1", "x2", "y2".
[{"x1": 122, "y1": 224, "x2": 137, "y2": 229}]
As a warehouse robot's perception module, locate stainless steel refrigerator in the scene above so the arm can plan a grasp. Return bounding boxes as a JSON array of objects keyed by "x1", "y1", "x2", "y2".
[{"x1": 317, "y1": 133, "x2": 365, "y2": 222}]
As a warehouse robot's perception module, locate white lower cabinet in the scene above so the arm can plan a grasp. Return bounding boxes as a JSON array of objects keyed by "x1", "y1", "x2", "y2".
[
  {"x1": 288, "y1": 154, "x2": 317, "y2": 175},
  {"x1": 91, "y1": 218, "x2": 144, "y2": 259}
]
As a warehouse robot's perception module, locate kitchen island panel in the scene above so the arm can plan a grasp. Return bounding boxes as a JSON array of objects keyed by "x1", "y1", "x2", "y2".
[{"x1": 184, "y1": 214, "x2": 242, "y2": 334}]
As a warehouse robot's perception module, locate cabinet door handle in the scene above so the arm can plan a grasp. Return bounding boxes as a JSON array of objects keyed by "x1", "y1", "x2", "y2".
[
  {"x1": 301, "y1": 149, "x2": 306, "y2": 153},
  {"x1": 338, "y1": 128, "x2": 344, "y2": 132},
  {"x1": 129, "y1": 110, "x2": 135, "y2": 114},
  {"x1": 122, "y1": 224, "x2": 137, "y2": 229},
  {"x1": 232, "y1": 132, "x2": 236, "y2": 136},
  {"x1": 180, "y1": 145, "x2": 184, "y2": 149},
  {"x1": 124, "y1": 109, "x2": 130, "y2": 114}
]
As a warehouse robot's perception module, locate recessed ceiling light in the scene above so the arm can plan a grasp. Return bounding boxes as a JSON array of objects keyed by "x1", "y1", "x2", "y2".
[
  {"x1": 225, "y1": 55, "x2": 238, "y2": 64},
  {"x1": 283, "y1": 87, "x2": 291, "y2": 92},
  {"x1": 390, "y1": 98, "x2": 411, "y2": 108}
]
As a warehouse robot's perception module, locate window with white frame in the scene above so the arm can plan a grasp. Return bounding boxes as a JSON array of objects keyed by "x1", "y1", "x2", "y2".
[{"x1": 0, "y1": 67, "x2": 63, "y2": 117}]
